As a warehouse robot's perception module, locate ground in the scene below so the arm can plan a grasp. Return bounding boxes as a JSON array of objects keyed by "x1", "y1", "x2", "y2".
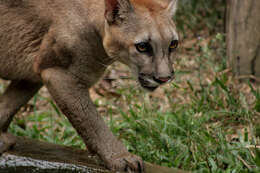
[
  {"x1": 1, "y1": 32, "x2": 259, "y2": 172},
  {"x1": 2, "y1": 1, "x2": 260, "y2": 172}
]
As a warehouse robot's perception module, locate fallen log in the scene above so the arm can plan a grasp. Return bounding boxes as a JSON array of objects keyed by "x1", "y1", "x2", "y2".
[{"x1": 0, "y1": 134, "x2": 189, "y2": 173}]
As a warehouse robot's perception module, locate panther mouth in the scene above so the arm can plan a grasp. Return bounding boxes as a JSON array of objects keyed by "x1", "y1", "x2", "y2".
[{"x1": 138, "y1": 77, "x2": 159, "y2": 92}]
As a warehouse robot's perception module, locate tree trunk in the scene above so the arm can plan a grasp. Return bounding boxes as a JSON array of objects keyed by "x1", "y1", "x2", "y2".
[{"x1": 226, "y1": 0, "x2": 260, "y2": 81}]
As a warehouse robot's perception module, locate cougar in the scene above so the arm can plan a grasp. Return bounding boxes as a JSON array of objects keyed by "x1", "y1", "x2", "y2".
[{"x1": 0, "y1": 0, "x2": 179, "y2": 172}]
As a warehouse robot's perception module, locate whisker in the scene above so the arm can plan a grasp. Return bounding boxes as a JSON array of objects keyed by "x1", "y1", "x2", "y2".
[{"x1": 96, "y1": 56, "x2": 120, "y2": 68}]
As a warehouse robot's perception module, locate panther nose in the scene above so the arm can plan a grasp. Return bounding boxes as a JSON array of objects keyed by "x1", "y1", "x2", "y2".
[{"x1": 153, "y1": 76, "x2": 172, "y2": 84}]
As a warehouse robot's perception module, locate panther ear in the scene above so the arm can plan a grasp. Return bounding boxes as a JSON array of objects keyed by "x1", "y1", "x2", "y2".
[
  {"x1": 166, "y1": 0, "x2": 178, "y2": 16},
  {"x1": 104, "y1": 0, "x2": 134, "y2": 24}
]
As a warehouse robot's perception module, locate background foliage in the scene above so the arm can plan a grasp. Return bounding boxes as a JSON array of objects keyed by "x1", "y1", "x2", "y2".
[
  {"x1": 176, "y1": 0, "x2": 226, "y2": 37},
  {"x1": 2, "y1": 0, "x2": 260, "y2": 172}
]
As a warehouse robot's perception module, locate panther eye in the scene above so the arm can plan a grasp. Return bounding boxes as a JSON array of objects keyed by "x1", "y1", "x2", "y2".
[
  {"x1": 135, "y1": 42, "x2": 151, "y2": 53},
  {"x1": 169, "y1": 40, "x2": 178, "y2": 52}
]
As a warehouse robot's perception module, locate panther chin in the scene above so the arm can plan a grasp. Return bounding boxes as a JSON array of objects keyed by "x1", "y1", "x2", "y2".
[{"x1": 142, "y1": 85, "x2": 159, "y2": 92}]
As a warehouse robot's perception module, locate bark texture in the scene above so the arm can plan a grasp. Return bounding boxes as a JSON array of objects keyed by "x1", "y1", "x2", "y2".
[{"x1": 226, "y1": 0, "x2": 260, "y2": 80}]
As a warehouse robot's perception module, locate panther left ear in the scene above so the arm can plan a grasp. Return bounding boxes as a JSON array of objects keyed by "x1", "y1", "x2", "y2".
[
  {"x1": 104, "y1": 0, "x2": 134, "y2": 25},
  {"x1": 166, "y1": 0, "x2": 178, "y2": 16}
]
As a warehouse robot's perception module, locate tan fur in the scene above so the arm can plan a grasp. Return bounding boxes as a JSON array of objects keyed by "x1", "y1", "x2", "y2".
[
  {"x1": 0, "y1": 0, "x2": 178, "y2": 172},
  {"x1": 131, "y1": 0, "x2": 167, "y2": 13}
]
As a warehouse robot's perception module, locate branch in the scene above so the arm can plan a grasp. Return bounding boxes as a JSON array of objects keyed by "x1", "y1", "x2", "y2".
[{"x1": 0, "y1": 134, "x2": 189, "y2": 173}]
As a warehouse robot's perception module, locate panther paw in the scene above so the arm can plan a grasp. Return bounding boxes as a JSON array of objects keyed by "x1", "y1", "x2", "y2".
[
  {"x1": 0, "y1": 133, "x2": 16, "y2": 155},
  {"x1": 105, "y1": 152, "x2": 144, "y2": 173}
]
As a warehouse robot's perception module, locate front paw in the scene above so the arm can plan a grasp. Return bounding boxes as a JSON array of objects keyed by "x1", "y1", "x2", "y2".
[
  {"x1": 0, "y1": 133, "x2": 16, "y2": 155},
  {"x1": 105, "y1": 152, "x2": 144, "y2": 173}
]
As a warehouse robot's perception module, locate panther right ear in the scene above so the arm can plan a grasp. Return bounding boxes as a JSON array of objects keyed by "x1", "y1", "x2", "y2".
[
  {"x1": 166, "y1": 0, "x2": 178, "y2": 16},
  {"x1": 104, "y1": 0, "x2": 134, "y2": 24}
]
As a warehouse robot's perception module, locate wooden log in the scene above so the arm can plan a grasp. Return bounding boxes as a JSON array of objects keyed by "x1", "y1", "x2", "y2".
[
  {"x1": 0, "y1": 134, "x2": 189, "y2": 173},
  {"x1": 226, "y1": 0, "x2": 260, "y2": 81}
]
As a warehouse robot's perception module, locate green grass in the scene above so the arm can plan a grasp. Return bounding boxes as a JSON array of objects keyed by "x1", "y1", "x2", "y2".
[
  {"x1": 0, "y1": 0, "x2": 260, "y2": 173},
  {"x1": 2, "y1": 2, "x2": 259, "y2": 172},
  {"x1": 6, "y1": 34, "x2": 260, "y2": 172},
  {"x1": 9, "y1": 98, "x2": 85, "y2": 149}
]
